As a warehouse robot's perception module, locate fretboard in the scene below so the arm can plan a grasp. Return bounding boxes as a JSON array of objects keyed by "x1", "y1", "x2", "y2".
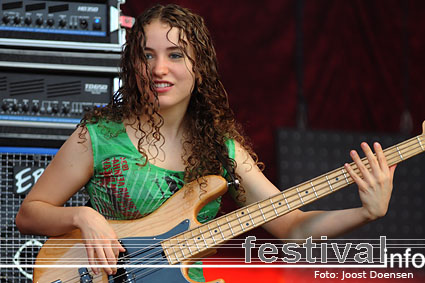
[{"x1": 162, "y1": 133, "x2": 425, "y2": 264}]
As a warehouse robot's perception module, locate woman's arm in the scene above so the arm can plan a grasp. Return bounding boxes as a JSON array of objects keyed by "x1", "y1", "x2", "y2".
[
  {"x1": 15, "y1": 127, "x2": 124, "y2": 275},
  {"x1": 16, "y1": 127, "x2": 93, "y2": 235},
  {"x1": 233, "y1": 141, "x2": 396, "y2": 241}
]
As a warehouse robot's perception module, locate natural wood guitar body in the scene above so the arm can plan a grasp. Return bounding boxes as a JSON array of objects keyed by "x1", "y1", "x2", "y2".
[{"x1": 34, "y1": 175, "x2": 228, "y2": 283}]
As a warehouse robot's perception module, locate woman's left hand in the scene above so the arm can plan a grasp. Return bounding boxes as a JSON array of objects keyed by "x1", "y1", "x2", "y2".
[{"x1": 344, "y1": 142, "x2": 397, "y2": 221}]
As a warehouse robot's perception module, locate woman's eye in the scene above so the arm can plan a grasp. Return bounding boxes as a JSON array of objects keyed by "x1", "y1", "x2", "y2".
[
  {"x1": 145, "y1": 53, "x2": 153, "y2": 60},
  {"x1": 170, "y1": 53, "x2": 184, "y2": 59}
]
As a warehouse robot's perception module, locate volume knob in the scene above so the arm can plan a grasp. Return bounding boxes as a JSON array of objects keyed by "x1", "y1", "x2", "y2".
[
  {"x1": 24, "y1": 17, "x2": 32, "y2": 25},
  {"x1": 35, "y1": 17, "x2": 43, "y2": 26},
  {"x1": 22, "y1": 103, "x2": 29, "y2": 112},
  {"x1": 59, "y1": 19, "x2": 66, "y2": 27},
  {"x1": 13, "y1": 16, "x2": 21, "y2": 25},
  {"x1": 2, "y1": 16, "x2": 10, "y2": 24},
  {"x1": 47, "y1": 18, "x2": 54, "y2": 26},
  {"x1": 32, "y1": 104, "x2": 39, "y2": 113},
  {"x1": 1, "y1": 103, "x2": 8, "y2": 111}
]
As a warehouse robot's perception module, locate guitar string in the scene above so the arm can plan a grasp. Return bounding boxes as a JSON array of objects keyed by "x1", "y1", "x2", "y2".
[
  {"x1": 37, "y1": 135, "x2": 425, "y2": 281},
  {"x1": 36, "y1": 136, "x2": 423, "y2": 268}
]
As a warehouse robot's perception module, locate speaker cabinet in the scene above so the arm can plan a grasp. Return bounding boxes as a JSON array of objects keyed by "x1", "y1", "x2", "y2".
[
  {"x1": 0, "y1": 147, "x2": 88, "y2": 282},
  {"x1": 276, "y1": 129, "x2": 425, "y2": 239}
]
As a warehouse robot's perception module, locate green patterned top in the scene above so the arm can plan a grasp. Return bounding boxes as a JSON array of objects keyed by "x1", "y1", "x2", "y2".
[{"x1": 85, "y1": 119, "x2": 235, "y2": 222}]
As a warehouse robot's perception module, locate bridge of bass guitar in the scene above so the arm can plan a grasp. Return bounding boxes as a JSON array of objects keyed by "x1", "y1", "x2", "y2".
[{"x1": 49, "y1": 220, "x2": 196, "y2": 283}]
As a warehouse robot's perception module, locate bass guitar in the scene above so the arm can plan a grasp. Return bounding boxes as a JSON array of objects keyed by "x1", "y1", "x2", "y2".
[{"x1": 33, "y1": 122, "x2": 425, "y2": 283}]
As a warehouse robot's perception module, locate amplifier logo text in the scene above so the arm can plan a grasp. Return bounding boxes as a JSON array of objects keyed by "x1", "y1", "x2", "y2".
[
  {"x1": 13, "y1": 166, "x2": 44, "y2": 195},
  {"x1": 77, "y1": 6, "x2": 99, "y2": 13},
  {"x1": 85, "y1": 83, "x2": 108, "y2": 95}
]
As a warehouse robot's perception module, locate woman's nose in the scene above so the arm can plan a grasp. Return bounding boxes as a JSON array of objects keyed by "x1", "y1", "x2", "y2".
[{"x1": 152, "y1": 57, "x2": 169, "y2": 77}]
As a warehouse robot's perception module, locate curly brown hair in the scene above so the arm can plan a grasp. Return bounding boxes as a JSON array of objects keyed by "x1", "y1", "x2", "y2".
[{"x1": 79, "y1": 4, "x2": 262, "y2": 199}]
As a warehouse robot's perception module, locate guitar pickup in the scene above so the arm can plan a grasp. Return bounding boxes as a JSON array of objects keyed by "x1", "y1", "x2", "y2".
[{"x1": 78, "y1": 267, "x2": 93, "y2": 283}]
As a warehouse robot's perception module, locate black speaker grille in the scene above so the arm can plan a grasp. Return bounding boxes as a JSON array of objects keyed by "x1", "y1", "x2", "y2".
[
  {"x1": 47, "y1": 81, "x2": 81, "y2": 98},
  {"x1": 276, "y1": 129, "x2": 425, "y2": 239},
  {"x1": 9, "y1": 79, "x2": 44, "y2": 96},
  {"x1": 0, "y1": 149, "x2": 88, "y2": 282},
  {"x1": 0, "y1": 76, "x2": 6, "y2": 91}
]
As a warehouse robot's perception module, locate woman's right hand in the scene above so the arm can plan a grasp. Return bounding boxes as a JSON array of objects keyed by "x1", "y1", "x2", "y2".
[{"x1": 74, "y1": 207, "x2": 126, "y2": 275}]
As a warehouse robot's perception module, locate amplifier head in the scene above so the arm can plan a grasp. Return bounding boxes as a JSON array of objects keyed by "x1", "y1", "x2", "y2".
[
  {"x1": 0, "y1": 0, "x2": 125, "y2": 52},
  {"x1": 0, "y1": 69, "x2": 118, "y2": 147}
]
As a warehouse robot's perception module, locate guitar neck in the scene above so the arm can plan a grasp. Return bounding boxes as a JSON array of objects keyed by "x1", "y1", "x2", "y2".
[{"x1": 163, "y1": 133, "x2": 425, "y2": 264}]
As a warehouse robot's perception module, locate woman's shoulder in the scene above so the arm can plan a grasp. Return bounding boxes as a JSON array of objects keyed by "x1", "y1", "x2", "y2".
[{"x1": 85, "y1": 117, "x2": 126, "y2": 137}]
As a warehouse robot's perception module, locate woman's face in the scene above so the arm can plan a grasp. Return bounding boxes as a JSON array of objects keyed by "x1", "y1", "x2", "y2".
[{"x1": 140, "y1": 19, "x2": 196, "y2": 114}]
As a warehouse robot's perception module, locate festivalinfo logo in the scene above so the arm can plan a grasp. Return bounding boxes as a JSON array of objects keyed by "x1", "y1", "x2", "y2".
[{"x1": 241, "y1": 236, "x2": 425, "y2": 280}]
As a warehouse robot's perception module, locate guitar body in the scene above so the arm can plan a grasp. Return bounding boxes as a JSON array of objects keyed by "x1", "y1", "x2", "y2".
[{"x1": 33, "y1": 175, "x2": 228, "y2": 283}]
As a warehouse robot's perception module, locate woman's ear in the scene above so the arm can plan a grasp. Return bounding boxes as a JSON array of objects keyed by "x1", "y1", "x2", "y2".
[{"x1": 196, "y1": 73, "x2": 203, "y2": 86}]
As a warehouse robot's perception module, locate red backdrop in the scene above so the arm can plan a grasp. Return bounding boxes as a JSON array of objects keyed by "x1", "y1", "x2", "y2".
[
  {"x1": 120, "y1": 1, "x2": 425, "y2": 282},
  {"x1": 121, "y1": 0, "x2": 424, "y2": 183}
]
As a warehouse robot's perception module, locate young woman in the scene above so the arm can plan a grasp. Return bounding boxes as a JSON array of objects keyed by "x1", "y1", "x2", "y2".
[{"x1": 16, "y1": 4, "x2": 396, "y2": 281}]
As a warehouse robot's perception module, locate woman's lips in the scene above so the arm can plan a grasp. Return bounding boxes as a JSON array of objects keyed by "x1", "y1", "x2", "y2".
[{"x1": 155, "y1": 81, "x2": 173, "y2": 93}]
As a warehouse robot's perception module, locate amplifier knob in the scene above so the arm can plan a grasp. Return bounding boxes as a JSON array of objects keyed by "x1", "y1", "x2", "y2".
[
  {"x1": 32, "y1": 104, "x2": 39, "y2": 113},
  {"x1": 12, "y1": 104, "x2": 19, "y2": 112},
  {"x1": 13, "y1": 16, "x2": 21, "y2": 25},
  {"x1": 24, "y1": 17, "x2": 32, "y2": 25},
  {"x1": 80, "y1": 19, "x2": 88, "y2": 29},
  {"x1": 2, "y1": 16, "x2": 10, "y2": 24},
  {"x1": 52, "y1": 105, "x2": 59, "y2": 113},
  {"x1": 1, "y1": 103, "x2": 8, "y2": 112},
  {"x1": 35, "y1": 17, "x2": 43, "y2": 26},
  {"x1": 59, "y1": 19, "x2": 67, "y2": 27},
  {"x1": 22, "y1": 103, "x2": 29, "y2": 112},
  {"x1": 47, "y1": 18, "x2": 54, "y2": 26},
  {"x1": 62, "y1": 106, "x2": 70, "y2": 114}
]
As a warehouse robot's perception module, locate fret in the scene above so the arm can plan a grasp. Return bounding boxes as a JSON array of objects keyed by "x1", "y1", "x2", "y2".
[
  {"x1": 171, "y1": 244, "x2": 181, "y2": 262},
  {"x1": 200, "y1": 233, "x2": 209, "y2": 249},
  {"x1": 326, "y1": 175, "x2": 334, "y2": 191},
  {"x1": 192, "y1": 228, "x2": 208, "y2": 250},
  {"x1": 207, "y1": 224, "x2": 217, "y2": 244},
  {"x1": 296, "y1": 187, "x2": 304, "y2": 204},
  {"x1": 418, "y1": 136, "x2": 424, "y2": 151},
  {"x1": 163, "y1": 245, "x2": 172, "y2": 262},
  {"x1": 225, "y1": 216, "x2": 235, "y2": 236},
  {"x1": 270, "y1": 198, "x2": 279, "y2": 216},
  {"x1": 236, "y1": 214, "x2": 246, "y2": 231},
  {"x1": 396, "y1": 146, "x2": 404, "y2": 160},
  {"x1": 216, "y1": 221, "x2": 226, "y2": 240},
  {"x1": 190, "y1": 230, "x2": 201, "y2": 252},
  {"x1": 341, "y1": 168, "x2": 349, "y2": 184},
  {"x1": 310, "y1": 181, "x2": 319, "y2": 198},
  {"x1": 182, "y1": 233, "x2": 193, "y2": 255},
  {"x1": 282, "y1": 192, "x2": 291, "y2": 210},
  {"x1": 258, "y1": 202, "x2": 267, "y2": 222},
  {"x1": 246, "y1": 208, "x2": 256, "y2": 226},
  {"x1": 178, "y1": 239, "x2": 186, "y2": 258}
]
